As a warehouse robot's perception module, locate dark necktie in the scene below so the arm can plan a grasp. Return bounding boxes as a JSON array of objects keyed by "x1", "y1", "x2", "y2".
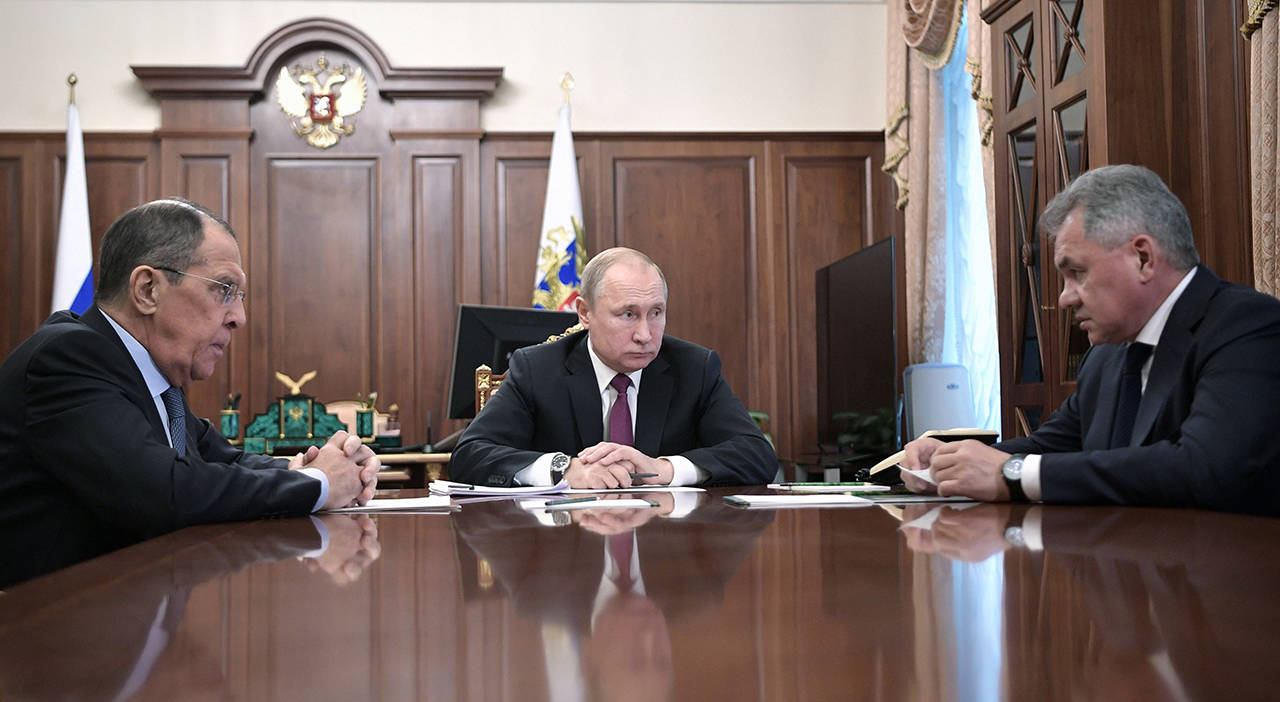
[
  {"x1": 1110, "y1": 342, "x2": 1153, "y2": 449},
  {"x1": 161, "y1": 386, "x2": 187, "y2": 457},
  {"x1": 608, "y1": 373, "x2": 633, "y2": 446},
  {"x1": 608, "y1": 532, "x2": 635, "y2": 593}
]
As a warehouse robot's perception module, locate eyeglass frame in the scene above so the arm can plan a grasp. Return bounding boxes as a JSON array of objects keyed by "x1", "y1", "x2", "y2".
[{"x1": 152, "y1": 266, "x2": 247, "y2": 306}]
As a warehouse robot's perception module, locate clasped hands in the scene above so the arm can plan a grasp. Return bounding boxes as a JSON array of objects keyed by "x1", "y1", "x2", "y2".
[
  {"x1": 564, "y1": 441, "x2": 673, "y2": 489},
  {"x1": 287, "y1": 430, "x2": 380, "y2": 509},
  {"x1": 900, "y1": 437, "x2": 1012, "y2": 502}
]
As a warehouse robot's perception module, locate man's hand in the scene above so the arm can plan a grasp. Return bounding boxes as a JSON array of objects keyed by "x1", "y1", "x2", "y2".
[
  {"x1": 304, "y1": 431, "x2": 379, "y2": 509},
  {"x1": 306, "y1": 514, "x2": 381, "y2": 585},
  {"x1": 900, "y1": 438, "x2": 1011, "y2": 501},
  {"x1": 928, "y1": 440, "x2": 1011, "y2": 501},
  {"x1": 899, "y1": 437, "x2": 943, "y2": 494},
  {"x1": 576, "y1": 442, "x2": 673, "y2": 486}
]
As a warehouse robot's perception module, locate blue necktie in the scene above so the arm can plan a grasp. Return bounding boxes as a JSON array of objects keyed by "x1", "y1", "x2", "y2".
[
  {"x1": 161, "y1": 386, "x2": 187, "y2": 457},
  {"x1": 1110, "y1": 342, "x2": 1153, "y2": 449}
]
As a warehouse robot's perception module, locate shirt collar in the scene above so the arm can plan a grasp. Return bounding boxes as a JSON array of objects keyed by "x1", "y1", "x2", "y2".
[
  {"x1": 1134, "y1": 267, "x2": 1197, "y2": 347},
  {"x1": 585, "y1": 335, "x2": 643, "y2": 394},
  {"x1": 101, "y1": 310, "x2": 173, "y2": 399}
]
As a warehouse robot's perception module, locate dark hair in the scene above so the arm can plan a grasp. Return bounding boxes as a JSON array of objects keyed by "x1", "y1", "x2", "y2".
[
  {"x1": 580, "y1": 247, "x2": 668, "y2": 305},
  {"x1": 1039, "y1": 164, "x2": 1199, "y2": 270},
  {"x1": 95, "y1": 198, "x2": 235, "y2": 305}
]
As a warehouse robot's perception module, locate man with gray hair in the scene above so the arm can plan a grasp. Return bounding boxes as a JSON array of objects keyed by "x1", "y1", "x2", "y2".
[
  {"x1": 0, "y1": 198, "x2": 379, "y2": 586},
  {"x1": 451, "y1": 247, "x2": 776, "y2": 488},
  {"x1": 901, "y1": 164, "x2": 1280, "y2": 515}
]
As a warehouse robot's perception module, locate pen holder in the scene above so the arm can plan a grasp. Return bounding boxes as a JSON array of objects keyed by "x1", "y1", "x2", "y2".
[
  {"x1": 355, "y1": 408, "x2": 376, "y2": 440},
  {"x1": 220, "y1": 409, "x2": 240, "y2": 440}
]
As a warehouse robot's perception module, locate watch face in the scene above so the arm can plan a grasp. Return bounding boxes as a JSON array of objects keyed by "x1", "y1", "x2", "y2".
[
  {"x1": 551, "y1": 453, "x2": 570, "y2": 471},
  {"x1": 1003, "y1": 458, "x2": 1023, "y2": 480}
]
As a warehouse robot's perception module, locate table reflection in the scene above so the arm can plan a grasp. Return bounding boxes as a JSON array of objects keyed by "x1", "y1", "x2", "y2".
[
  {"x1": 899, "y1": 502, "x2": 1280, "y2": 702},
  {"x1": 455, "y1": 492, "x2": 772, "y2": 702},
  {"x1": 0, "y1": 514, "x2": 380, "y2": 701}
]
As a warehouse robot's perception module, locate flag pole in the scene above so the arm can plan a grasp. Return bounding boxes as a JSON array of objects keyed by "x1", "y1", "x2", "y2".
[{"x1": 67, "y1": 72, "x2": 77, "y2": 105}]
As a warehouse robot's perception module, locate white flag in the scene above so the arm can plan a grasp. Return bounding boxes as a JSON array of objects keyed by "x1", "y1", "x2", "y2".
[
  {"x1": 532, "y1": 104, "x2": 586, "y2": 311},
  {"x1": 52, "y1": 102, "x2": 93, "y2": 314}
]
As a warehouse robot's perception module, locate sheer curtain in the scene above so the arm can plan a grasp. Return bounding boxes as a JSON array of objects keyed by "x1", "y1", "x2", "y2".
[{"x1": 885, "y1": 0, "x2": 1000, "y2": 432}]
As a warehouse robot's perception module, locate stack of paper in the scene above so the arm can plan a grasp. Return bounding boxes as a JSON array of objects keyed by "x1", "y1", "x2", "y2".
[
  {"x1": 428, "y1": 479, "x2": 569, "y2": 496},
  {"x1": 520, "y1": 497, "x2": 660, "y2": 511},
  {"x1": 767, "y1": 482, "x2": 892, "y2": 494},
  {"x1": 723, "y1": 494, "x2": 872, "y2": 509}
]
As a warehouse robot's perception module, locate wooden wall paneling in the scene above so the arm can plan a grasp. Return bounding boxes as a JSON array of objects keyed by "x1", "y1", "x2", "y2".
[
  {"x1": 159, "y1": 136, "x2": 248, "y2": 422},
  {"x1": 769, "y1": 138, "x2": 893, "y2": 461},
  {"x1": 399, "y1": 138, "x2": 472, "y2": 443},
  {"x1": 0, "y1": 138, "x2": 43, "y2": 355},
  {"x1": 480, "y1": 136, "x2": 600, "y2": 309},
  {"x1": 596, "y1": 139, "x2": 768, "y2": 444},
  {"x1": 256, "y1": 156, "x2": 380, "y2": 412},
  {"x1": 1166, "y1": 0, "x2": 1252, "y2": 285}
]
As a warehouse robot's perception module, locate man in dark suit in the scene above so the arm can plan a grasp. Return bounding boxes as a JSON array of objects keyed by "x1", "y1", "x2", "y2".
[
  {"x1": 901, "y1": 165, "x2": 1280, "y2": 515},
  {"x1": 450, "y1": 247, "x2": 776, "y2": 488},
  {"x1": 0, "y1": 198, "x2": 379, "y2": 586}
]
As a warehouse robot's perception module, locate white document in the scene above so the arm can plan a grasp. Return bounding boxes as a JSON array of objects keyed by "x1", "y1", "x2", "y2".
[
  {"x1": 520, "y1": 497, "x2": 659, "y2": 511},
  {"x1": 564, "y1": 486, "x2": 706, "y2": 494},
  {"x1": 429, "y1": 479, "x2": 570, "y2": 496},
  {"x1": 324, "y1": 495, "x2": 455, "y2": 513},
  {"x1": 723, "y1": 494, "x2": 872, "y2": 509},
  {"x1": 767, "y1": 483, "x2": 892, "y2": 493}
]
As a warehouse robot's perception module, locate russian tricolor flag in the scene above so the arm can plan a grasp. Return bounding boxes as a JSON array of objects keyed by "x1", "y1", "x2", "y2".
[{"x1": 51, "y1": 101, "x2": 93, "y2": 314}]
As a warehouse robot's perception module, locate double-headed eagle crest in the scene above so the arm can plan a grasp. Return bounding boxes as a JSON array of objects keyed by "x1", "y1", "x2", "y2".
[{"x1": 275, "y1": 55, "x2": 366, "y2": 149}]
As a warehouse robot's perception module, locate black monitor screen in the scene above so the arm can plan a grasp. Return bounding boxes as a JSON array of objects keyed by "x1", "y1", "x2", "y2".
[
  {"x1": 815, "y1": 237, "x2": 898, "y2": 447},
  {"x1": 447, "y1": 304, "x2": 580, "y2": 419}
]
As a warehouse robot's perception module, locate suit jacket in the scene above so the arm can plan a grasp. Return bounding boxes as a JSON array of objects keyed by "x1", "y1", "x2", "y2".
[
  {"x1": 997, "y1": 266, "x2": 1280, "y2": 515},
  {"x1": 0, "y1": 306, "x2": 321, "y2": 585},
  {"x1": 450, "y1": 331, "x2": 777, "y2": 486}
]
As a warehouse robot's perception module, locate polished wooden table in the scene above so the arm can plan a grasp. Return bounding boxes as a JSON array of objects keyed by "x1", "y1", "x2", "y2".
[{"x1": 1, "y1": 489, "x2": 1278, "y2": 701}]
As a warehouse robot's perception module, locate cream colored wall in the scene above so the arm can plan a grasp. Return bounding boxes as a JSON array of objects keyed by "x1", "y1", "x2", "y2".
[{"x1": 1, "y1": 0, "x2": 886, "y2": 132}]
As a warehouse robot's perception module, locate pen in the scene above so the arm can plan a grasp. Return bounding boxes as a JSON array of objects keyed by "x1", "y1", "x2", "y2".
[
  {"x1": 630, "y1": 473, "x2": 659, "y2": 479},
  {"x1": 546, "y1": 496, "x2": 599, "y2": 507}
]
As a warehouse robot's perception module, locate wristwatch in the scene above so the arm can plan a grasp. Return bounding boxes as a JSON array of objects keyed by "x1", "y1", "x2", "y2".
[
  {"x1": 549, "y1": 452, "x2": 570, "y2": 485},
  {"x1": 1001, "y1": 453, "x2": 1028, "y2": 503}
]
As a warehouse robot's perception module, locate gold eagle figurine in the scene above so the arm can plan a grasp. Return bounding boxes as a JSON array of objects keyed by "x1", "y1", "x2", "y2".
[{"x1": 275, "y1": 370, "x2": 318, "y2": 396}]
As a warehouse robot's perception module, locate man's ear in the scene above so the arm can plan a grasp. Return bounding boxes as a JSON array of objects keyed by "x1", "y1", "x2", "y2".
[
  {"x1": 129, "y1": 266, "x2": 162, "y2": 316},
  {"x1": 1131, "y1": 234, "x2": 1158, "y2": 283},
  {"x1": 575, "y1": 296, "x2": 591, "y2": 329}
]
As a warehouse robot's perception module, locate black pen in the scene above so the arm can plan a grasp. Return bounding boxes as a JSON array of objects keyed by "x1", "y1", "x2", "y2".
[
  {"x1": 546, "y1": 496, "x2": 598, "y2": 507},
  {"x1": 630, "y1": 473, "x2": 659, "y2": 479}
]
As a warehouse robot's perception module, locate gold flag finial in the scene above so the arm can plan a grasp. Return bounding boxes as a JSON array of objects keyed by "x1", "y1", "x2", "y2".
[
  {"x1": 560, "y1": 72, "x2": 575, "y2": 105},
  {"x1": 67, "y1": 73, "x2": 78, "y2": 105}
]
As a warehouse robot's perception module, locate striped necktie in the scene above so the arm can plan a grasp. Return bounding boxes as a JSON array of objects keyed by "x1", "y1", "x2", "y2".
[{"x1": 161, "y1": 386, "x2": 187, "y2": 457}]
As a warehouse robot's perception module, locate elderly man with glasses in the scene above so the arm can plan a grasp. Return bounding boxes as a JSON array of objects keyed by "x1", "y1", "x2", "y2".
[{"x1": 0, "y1": 198, "x2": 379, "y2": 587}]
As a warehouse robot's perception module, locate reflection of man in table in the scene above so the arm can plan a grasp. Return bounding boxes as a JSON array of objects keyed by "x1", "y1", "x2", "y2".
[
  {"x1": 454, "y1": 495, "x2": 772, "y2": 700},
  {"x1": 901, "y1": 503, "x2": 1280, "y2": 700},
  {"x1": 0, "y1": 514, "x2": 380, "y2": 701}
]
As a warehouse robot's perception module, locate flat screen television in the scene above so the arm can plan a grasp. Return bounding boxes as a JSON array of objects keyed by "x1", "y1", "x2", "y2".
[
  {"x1": 446, "y1": 304, "x2": 579, "y2": 419},
  {"x1": 815, "y1": 237, "x2": 899, "y2": 450}
]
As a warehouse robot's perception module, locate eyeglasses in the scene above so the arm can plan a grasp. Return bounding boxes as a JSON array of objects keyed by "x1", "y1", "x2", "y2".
[{"x1": 154, "y1": 266, "x2": 246, "y2": 305}]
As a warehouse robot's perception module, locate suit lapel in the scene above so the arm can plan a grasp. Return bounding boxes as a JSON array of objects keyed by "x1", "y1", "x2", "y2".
[
  {"x1": 81, "y1": 306, "x2": 171, "y2": 446},
  {"x1": 634, "y1": 353, "x2": 672, "y2": 456},
  {"x1": 1131, "y1": 266, "x2": 1217, "y2": 446},
  {"x1": 565, "y1": 338, "x2": 605, "y2": 448}
]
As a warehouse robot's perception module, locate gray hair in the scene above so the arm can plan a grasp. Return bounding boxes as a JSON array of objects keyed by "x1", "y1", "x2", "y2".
[
  {"x1": 96, "y1": 198, "x2": 234, "y2": 305},
  {"x1": 579, "y1": 247, "x2": 668, "y2": 305},
  {"x1": 1040, "y1": 164, "x2": 1199, "y2": 270}
]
